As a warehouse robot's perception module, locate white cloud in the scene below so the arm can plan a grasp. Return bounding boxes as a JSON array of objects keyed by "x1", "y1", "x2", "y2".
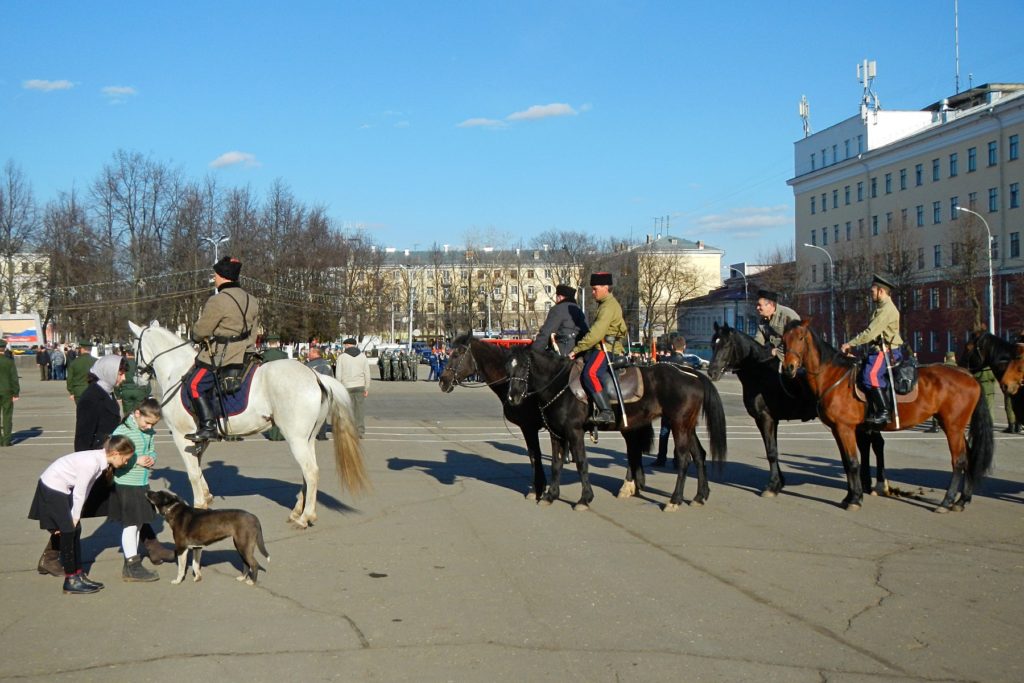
[
  {"x1": 209, "y1": 151, "x2": 261, "y2": 169},
  {"x1": 23, "y1": 79, "x2": 73, "y2": 91},
  {"x1": 457, "y1": 117, "x2": 506, "y2": 129},
  {"x1": 693, "y1": 205, "x2": 791, "y2": 235},
  {"x1": 102, "y1": 85, "x2": 137, "y2": 97},
  {"x1": 506, "y1": 103, "x2": 577, "y2": 121}
]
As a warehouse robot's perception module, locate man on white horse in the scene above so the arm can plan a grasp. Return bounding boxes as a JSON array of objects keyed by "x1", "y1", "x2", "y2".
[{"x1": 184, "y1": 256, "x2": 260, "y2": 443}]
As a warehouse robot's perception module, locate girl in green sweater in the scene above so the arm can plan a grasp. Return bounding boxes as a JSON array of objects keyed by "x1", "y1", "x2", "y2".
[{"x1": 109, "y1": 398, "x2": 166, "y2": 581}]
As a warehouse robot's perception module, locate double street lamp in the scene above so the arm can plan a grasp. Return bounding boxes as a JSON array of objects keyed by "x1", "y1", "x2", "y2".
[
  {"x1": 200, "y1": 233, "x2": 230, "y2": 265},
  {"x1": 955, "y1": 206, "x2": 996, "y2": 333},
  {"x1": 802, "y1": 243, "x2": 836, "y2": 344}
]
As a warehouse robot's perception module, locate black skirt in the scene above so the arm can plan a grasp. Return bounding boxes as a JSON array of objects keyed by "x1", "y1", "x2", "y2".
[
  {"x1": 107, "y1": 484, "x2": 155, "y2": 526},
  {"x1": 27, "y1": 480, "x2": 75, "y2": 533}
]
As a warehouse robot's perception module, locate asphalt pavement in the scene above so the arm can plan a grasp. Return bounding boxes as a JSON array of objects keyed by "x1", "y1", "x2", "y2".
[{"x1": 1, "y1": 369, "x2": 1022, "y2": 682}]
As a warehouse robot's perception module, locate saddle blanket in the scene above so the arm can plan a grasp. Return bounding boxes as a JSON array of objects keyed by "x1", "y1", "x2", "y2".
[{"x1": 179, "y1": 364, "x2": 260, "y2": 418}]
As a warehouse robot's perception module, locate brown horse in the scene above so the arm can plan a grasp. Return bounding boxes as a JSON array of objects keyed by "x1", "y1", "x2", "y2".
[
  {"x1": 1001, "y1": 343, "x2": 1024, "y2": 396},
  {"x1": 781, "y1": 320, "x2": 994, "y2": 512}
]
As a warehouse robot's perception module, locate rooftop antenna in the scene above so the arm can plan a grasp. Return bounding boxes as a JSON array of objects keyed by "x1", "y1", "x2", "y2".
[
  {"x1": 857, "y1": 59, "x2": 880, "y2": 123},
  {"x1": 954, "y1": 0, "x2": 961, "y2": 94},
  {"x1": 799, "y1": 95, "x2": 812, "y2": 137}
]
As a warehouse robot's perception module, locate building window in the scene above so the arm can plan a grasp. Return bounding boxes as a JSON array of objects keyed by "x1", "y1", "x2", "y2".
[
  {"x1": 810, "y1": 196, "x2": 816, "y2": 214},
  {"x1": 858, "y1": 218, "x2": 865, "y2": 238},
  {"x1": 992, "y1": 236, "x2": 999, "y2": 261},
  {"x1": 968, "y1": 146, "x2": 977, "y2": 172},
  {"x1": 900, "y1": 207, "x2": 908, "y2": 225},
  {"x1": 821, "y1": 193, "x2": 827, "y2": 212},
  {"x1": 886, "y1": 212, "x2": 893, "y2": 231},
  {"x1": 845, "y1": 221, "x2": 852, "y2": 240},
  {"x1": 810, "y1": 229, "x2": 816, "y2": 246},
  {"x1": 1011, "y1": 134, "x2": 1020, "y2": 161},
  {"x1": 811, "y1": 264, "x2": 817, "y2": 282},
  {"x1": 870, "y1": 177, "x2": 877, "y2": 198},
  {"x1": 917, "y1": 247, "x2": 924, "y2": 270},
  {"x1": 915, "y1": 163, "x2": 923, "y2": 185},
  {"x1": 832, "y1": 189, "x2": 838, "y2": 209},
  {"x1": 857, "y1": 135, "x2": 863, "y2": 154},
  {"x1": 544, "y1": 284, "x2": 552, "y2": 294},
  {"x1": 932, "y1": 158, "x2": 940, "y2": 181},
  {"x1": 968, "y1": 191, "x2": 978, "y2": 209},
  {"x1": 949, "y1": 152, "x2": 958, "y2": 177},
  {"x1": 988, "y1": 140, "x2": 998, "y2": 166},
  {"x1": 857, "y1": 182, "x2": 864, "y2": 201},
  {"x1": 844, "y1": 185, "x2": 851, "y2": 205},
  {"x1": 899, "y1": 168, "x2": 907, "y2": 190},
  {"x1": 989, "y1": 187, "x2": 999, "y2": 212},
  {"x1": 822, "y1": 228, "x2": 828, "y2": 246},
  {"x1": 934, "y1": 244, "x2": 942, "y2": 267},
  {"x1": 916, "y1": 205, "x2": 924, "y2": 227},
  {"x1": 930, "y1": 288, "x2": 940, "y2": 309},
  {"x1": 950, "y1": 196, "x2": 959, "y2": 220},
  {"x1": 526, "y1": 269, "x2": 534, "y2": 278},
  {"x1": 1010, "y1": 183, "x2": 1020, "y2": 209},
  {"x1": 834, "y1": 224, "x2": 839, "y2": 243},
  {"x1": 933, "y1": 201, "x2": 942, "y2": 224},
  {"x1": 844, "y1": 139, "x2": 851, "y2": 159},
  {"x1": 1011, "y1": 232, "x2": 1020, "y2": 259},
  {"x1": 810, "y1": 153, "x2": 816, "y2": 170},
  {"x1": 871, "y1": 215, "x2": 879, "y2": 236},
  {"x1": 929, "y1": 331, "x2": 939, "y2": 352},
  {"x1": 884, "y1": 172, "x2": 892, "y2": 194}
]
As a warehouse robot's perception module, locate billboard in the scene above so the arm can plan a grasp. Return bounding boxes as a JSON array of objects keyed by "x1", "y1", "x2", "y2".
[{"x1": 0, "y1": 314, "x2": 43, "y2": 347}]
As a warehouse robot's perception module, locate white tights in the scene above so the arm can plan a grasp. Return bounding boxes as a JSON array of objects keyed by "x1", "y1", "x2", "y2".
[{"x1": 122, "y1": 525, "x2": 139, "y2": 558}]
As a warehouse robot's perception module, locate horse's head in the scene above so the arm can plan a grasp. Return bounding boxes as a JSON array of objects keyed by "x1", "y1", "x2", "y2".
[
  {"x1": 781, "y1": 319, "x2": 815, "y2": 379},
  {"x1": 505, "y1": 348, "x2": 532, "y2": 407},
  {"x1": 438, "y1": 342, "x2": 475, "y2": 393},
  {"x1": 708, "y1": 322, "x2": 737, "y2": 381},
  {"x1": 961, "y1": 329, "x2": 988, "y2": 372},
  {"x1": 126, "y1": 320, "x2": 193, "y2": 386},
  {"x1": 1000, "y1": 343, "x2": 1024, "y2": 396}
]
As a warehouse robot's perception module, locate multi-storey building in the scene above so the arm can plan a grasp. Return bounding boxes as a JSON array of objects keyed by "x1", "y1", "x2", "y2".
[
  {"x1": 376, "y1": 235, "x2": 722, "y2": 343},
  {"x1": 788, "y1": 83, "x2": 1024, "y2": 360}
]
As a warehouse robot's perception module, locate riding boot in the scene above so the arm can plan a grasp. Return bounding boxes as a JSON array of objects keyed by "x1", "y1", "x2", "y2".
[
  {"x1": 865, "y1": 387, "x2": 891, "y2": 426},
  {"x1": 185, "y1": 394, "x2": 220, "y2": 442},
  {"x1": 591, "y1": 391, "x2": 616, "y2": 426}
]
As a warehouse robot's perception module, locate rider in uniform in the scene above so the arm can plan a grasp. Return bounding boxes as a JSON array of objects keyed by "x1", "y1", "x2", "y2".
[
  {"x1": 752, "y1": 289, "x2": 800, "y2": 357},
  {"x1": 534, "y1": 284, "x2": 588, "y2": 356},
  {"x1": 841, "y1": 273, "x2": 903, "y2": 426},
  {"x1": 570, "y1": 272, "x2": 627, "y2": 426},
  {"x1": 184, "y1": 257, "x2": 259, "y2": 443}
]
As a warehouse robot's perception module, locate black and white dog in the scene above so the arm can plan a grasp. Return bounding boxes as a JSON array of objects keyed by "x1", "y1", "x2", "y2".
[{"x1": 146, "y1": 490, "x2": 269, "y2": 585}]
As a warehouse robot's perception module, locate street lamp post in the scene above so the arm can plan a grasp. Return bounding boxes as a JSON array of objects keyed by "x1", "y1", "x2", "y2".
[
  {"x1": 802, "y1": 243, "x2": 836, "y2": 344},
  {"x1": 200, "y1": 233, "x2": 230, "y2": 265},
  {"x1": 956, "y1": 206, "x2": 996, "y2": 333},
  {"x1": 397, "y1": 264, "x2": 416, "y2": 351}
]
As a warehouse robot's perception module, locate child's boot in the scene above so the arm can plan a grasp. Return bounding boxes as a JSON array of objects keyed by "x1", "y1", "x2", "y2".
[{"x1": 123, "y1": 555, "x2": 160, "y2": 582}]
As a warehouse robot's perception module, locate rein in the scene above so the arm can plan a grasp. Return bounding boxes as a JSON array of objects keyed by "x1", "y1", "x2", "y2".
[
  {"x1": 447, "y1": 345, "x2": 510, "y2": 388},
  {"x1": 134, "y1": 325, "x2": 194, "y2": 409}
]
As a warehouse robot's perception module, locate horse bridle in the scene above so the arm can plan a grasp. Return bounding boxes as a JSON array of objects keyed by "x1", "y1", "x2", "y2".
[
  {"x1": 444, "y1": 343, "x2": 510, "y2": 388},
  {"x1": 133, "y1": 324, "x2": 194, "y2": 407}
]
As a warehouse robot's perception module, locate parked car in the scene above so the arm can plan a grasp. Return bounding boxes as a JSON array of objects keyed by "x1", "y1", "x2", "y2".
[{"x1": 678, "y1": 353, "x2": 709, "y2": 370}]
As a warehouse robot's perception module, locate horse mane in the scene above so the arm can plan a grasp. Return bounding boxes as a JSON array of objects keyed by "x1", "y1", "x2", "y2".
[
  {"x1": 452, "y1": 332, "x2": 474, "y2": 347},
  {"x1": 718, "y1": 323, "x2": 772, "y2": 361}
]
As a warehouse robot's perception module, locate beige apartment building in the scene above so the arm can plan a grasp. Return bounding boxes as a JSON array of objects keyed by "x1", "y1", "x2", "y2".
[{"x1": 788, "y1": 83, "x2": 1024, "y2": 360}]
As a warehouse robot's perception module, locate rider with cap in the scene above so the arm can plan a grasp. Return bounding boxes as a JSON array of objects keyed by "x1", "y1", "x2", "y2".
[
  {"x1": 841, "y1": 273, "x2": 903, "y2": 426},
  {"x1": 752, "y1": 289, "x2": 800, "y2": 357},
  {"x1": 534, "y1": 284, "x2": 589, "y2": 357},
  {"x1": 570, "y1": 272, "x2": 627, "y2": 426},
  {"x1": 184, "y1": 256, "x2": 260, "y2": 442}
]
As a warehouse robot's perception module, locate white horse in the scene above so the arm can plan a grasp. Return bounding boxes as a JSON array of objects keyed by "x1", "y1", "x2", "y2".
[{"x1": 129, "y1": 321, "x2": 369, "y2": 528}]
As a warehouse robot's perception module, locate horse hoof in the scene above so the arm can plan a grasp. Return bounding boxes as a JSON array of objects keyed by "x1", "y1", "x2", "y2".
[
  {"x1": 950, "y1": 503, "x2": 964, "y2": 512},
  {"x1": 843, "y1": 502, "x2": 861, "y2": 511},
  {"x1": 524, "y1": 492, "x2": 538, "y2": 501},
  {"x1": 760, "y1": 489, "x2": 777, "y2": 498},
  {"x1": 538, "y1": 499, "x2": 553, "y2": 507},
  {"x1": 933, "y1": 505, "x2": 950, "y2": 514},
  {"x1": 868, "y1": 489, "x2": 878, "y2": 497},
  {"x1": 875, "y1": 482, "x2": 891, "y2": 496},
  {"x1": 617, "y1": 482, "x2": 636, "y2": 499},
  {"x1": 689, "y1": 499, "x2": 704, "y2": 508},
  {"x1": 573, "y1": 503, "x2": 589, "y2": 512},
  {"x1": 663, "y1": 503, "x2": 680, "y2": 512}
]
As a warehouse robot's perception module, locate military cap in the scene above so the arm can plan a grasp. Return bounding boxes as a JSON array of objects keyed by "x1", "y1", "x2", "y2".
[
  {"x1": 589, "y1": 272, "x2": 613, "y2": 287},
  {"x1": 213, "y1": 256, "x2": 242, "y2": 281},
  {"x1": 343, "y1": 338, "x2": 357, "y2": 345},
  {"x1": 265, "y1": 334, "x2": 280, "y2": 342},
  {"x1": 554, "y1": 284, "x2": 576, "y2": 300},
  {"x1": 78, "y1": 340, "x2": 93, "y2": 349},
  {"x1": 871, "y1": 273, "x2": 896, "y2": 291},
  {"x1": 756, "y1": 289, "x2": 779, "y2": 303}
]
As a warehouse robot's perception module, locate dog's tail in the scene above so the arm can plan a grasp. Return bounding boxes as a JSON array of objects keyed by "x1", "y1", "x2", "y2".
[{"x1": 256, "y1": 521, "x2": 270, "y2": 562}]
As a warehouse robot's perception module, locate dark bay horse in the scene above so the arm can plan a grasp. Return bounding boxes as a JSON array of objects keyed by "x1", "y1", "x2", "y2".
[
  {"x1": 782, "y1": 320, "x2": 994, "y2": 512},
  {"x1": 708, "y1": 323, "x2": 890, "y2": 496},
  {"x1": 963, "y1": 331, "x2": 1024, "y2": 429},
  {"x1": 506, "y1": 347, "x2": 727, "y2": 511},
  {"x1": 438, "y1": 335, "x2": 557, "y2": 499}
]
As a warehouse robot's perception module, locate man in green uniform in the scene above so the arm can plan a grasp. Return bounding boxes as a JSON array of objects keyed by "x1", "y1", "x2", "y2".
[
  {"x1": 65, "y1": 341, "x2": 96, "y2": 403},
  {"x1": 753, "y1": 289, "x2": 801, "y2": 357},
  {"x1": 0, "y1": 339, "x2": 20, "y2": 446},
  {"x1": 261, "y1": 335, "x2": 288, "y2": 441},
  {"x1": 570, "y1": 272, "x2": 627, "y2": 426},
  {"x1": 840, "y1": 274, "x2": 904, "y2": 426},
  {"x1": 115, "y1": 347, "x2": 151, "y2": 417}
]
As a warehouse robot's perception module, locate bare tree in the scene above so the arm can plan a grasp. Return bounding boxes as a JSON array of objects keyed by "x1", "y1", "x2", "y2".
[
  {"x1": 0, "y1": 160, "x2": 42, "y2": 314},
  {"x1": 946, "y1": 213, "x2": 989, "y2": 331}
]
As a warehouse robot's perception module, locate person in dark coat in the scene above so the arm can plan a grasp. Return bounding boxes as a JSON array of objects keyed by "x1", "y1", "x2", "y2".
[
  {"x1": 534, "y1": 284, "x2": 589, "y2": 356},
  {"x1": 74, "y1": 355, "x2": 125, "y2": 451}
]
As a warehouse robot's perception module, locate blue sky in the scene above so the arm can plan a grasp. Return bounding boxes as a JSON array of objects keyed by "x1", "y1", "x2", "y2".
[{"x1": 2, "y1": 1, "x2": 1021, "y2": 271}]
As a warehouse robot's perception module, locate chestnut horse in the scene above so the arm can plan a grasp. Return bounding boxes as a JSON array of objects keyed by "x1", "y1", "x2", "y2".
[
  {"x1": 962, "y1": 331, "x2": 1024, "y2": 427},
  {"x1": 781, "y1": 320, "x2": 994, "y2": 512},
  {"x1": 1000, "y1": 343, "x2": 1024, "y2": 396}
]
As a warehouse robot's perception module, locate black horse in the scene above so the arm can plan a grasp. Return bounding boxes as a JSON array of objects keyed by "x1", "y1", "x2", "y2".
[
  {"x1": 708, "y1": 323, "x2": 889, "y2": 496},
  {"x1": 505, "y1": 346, "x2": 727, "y2": 511},
  {"x1": 963, "y1": 330, "x2": 1024, "y2": 433},
  {"x1": 438, "y1": 334, "x2": 558, "y2": 499}
]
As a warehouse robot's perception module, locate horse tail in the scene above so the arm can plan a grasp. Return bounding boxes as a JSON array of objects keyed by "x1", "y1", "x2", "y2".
[
  {"x1": 317, "y1": 375, "x2": 371, "y2": 497},
  {"x1": 697, "y1": 372, "x2": 728, "y2": 465},
  {"x1": 966, "y1": 391, "x2": 995, "y2": 488},
  {"x1": 636, "y1": 423, "x2": 655, "y2": 454}
]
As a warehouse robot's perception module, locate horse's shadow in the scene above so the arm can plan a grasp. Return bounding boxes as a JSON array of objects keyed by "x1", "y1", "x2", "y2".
[
  {"x1": 387, "y1": 446, "x2": 629, "y2": 496},
  {"x1": 150, "y1": 460, "x2": 356, "y2": 515}
]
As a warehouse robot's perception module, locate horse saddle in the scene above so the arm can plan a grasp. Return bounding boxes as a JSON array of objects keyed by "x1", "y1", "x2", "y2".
[
  {"x1": 852, "y1": 383, "x2": 918, "y2": 404},
  {"x1": 179, "y1": 362, "x2": 260, "y2": 418},
  {"x1": 568, "y1": 360, "x2": 644, "y2": 405}
]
